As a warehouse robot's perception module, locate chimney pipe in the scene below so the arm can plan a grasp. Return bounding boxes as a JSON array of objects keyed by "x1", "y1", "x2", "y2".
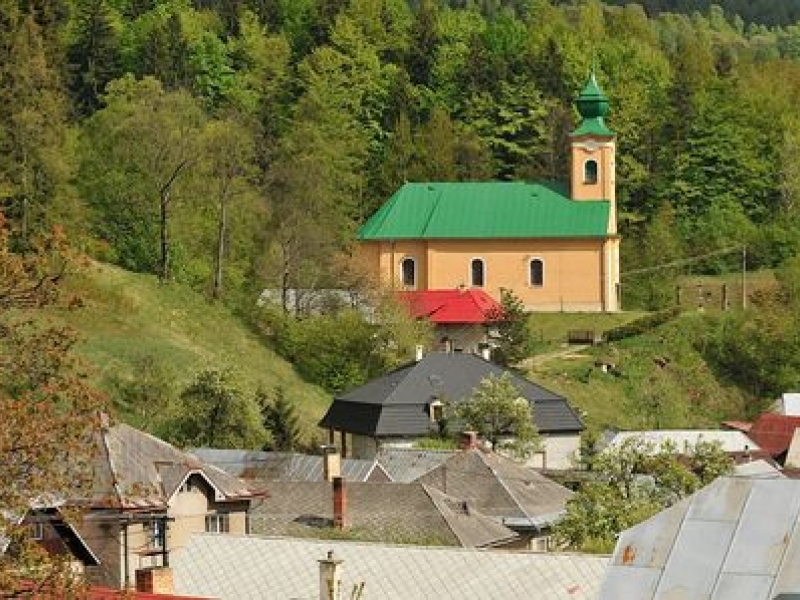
[
  {"x1": 322, "y1": 445, "x2": 341, "y2": 482},
  {"x1": 135, "y1": 567, "x2": 174, "y2": 595},
  {"x1": 333, "y1": 477, "x2": 347, "y2": 529},
  {"x1": 318, "y1": 550, "x2": 343, "y2": 600}
]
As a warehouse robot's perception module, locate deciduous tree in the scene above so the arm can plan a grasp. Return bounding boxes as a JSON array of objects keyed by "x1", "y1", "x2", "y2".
[
  {"x1": 453, "y1": 372, "x2": 540, "y2": 456},
  {"x1": 0, "y1": 214, "x2": 107, "y2": 593}
]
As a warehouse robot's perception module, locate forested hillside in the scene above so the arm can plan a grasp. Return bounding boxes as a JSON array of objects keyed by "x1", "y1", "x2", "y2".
[
  {"x1": 2, "y1": 0, "x2": 800, "y2": 302},
  {"x1": 590, "y1": 0, "x2": 800, "y2": 26},
  {"x1": 4, "y1": 0, "x2": 800, "y2": 411}
]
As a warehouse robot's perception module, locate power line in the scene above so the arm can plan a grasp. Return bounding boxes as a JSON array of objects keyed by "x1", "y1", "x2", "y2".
[{"x1": 620, "y1": 245, "x2": 743, "y2": 278}]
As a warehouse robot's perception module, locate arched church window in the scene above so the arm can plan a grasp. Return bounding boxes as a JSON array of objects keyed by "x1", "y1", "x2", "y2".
[
  {"x1": 530, "y1": 259, "x2": 544, "y2": 288},
  {"x1": 584, "y1": 160, "x2": 598, "y2": 184},
  {"x1": 401, "y1": 257, "x2": 416, "y2": 288}
]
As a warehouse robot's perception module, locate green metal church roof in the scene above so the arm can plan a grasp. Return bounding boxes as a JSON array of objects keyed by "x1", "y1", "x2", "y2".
[{"x1": 358, "y1": 181, "x2": 611, "y2": 240}]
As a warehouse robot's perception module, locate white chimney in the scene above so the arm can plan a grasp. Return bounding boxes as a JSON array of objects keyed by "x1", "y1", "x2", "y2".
[
  {"x1": 415, "y1": 344, "x2": 425, "y2": 362},
  {"x1": 318, "y1": 550, "x2": 343, "y2": 600}
]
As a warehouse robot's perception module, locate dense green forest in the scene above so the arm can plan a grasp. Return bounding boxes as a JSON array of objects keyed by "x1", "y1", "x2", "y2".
[
  {"x1": 592, "y1": 0, "x2": 800, "y2": 26},
  {"x1": 4, "y1": 0, "x2": 800, "y2": 299},
  {"x1": 4, "y1": 0, "x2": 800, "y2": 410}
]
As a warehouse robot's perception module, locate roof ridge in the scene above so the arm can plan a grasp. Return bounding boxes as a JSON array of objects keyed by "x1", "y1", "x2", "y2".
[
  {"x1": 419, "y1": 185, "x2": 443, "y2": 238},
  {"x1": 477, "y1": 452, "x2": 532, "y2": 520}
]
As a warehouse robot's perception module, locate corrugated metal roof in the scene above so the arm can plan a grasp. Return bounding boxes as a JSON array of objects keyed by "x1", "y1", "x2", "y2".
[
  {"x1": 748, "y1": 414, "x2": 800, "y2": 457},
  {"x1": 358, "y1": 182, "x2": 610, "y2": 240},
  {"x1": 376, "y1": 448, "x2": 456, "y2": 482},
  {"x1": 600, "y1": 477, "x2": 800, "y2": 599},
  {"x1": 174, "y1": 535, "x2": 609, "y2": 600},
  {"x1": 319, "y1": 352, "x2": 583, "y2": 436},
  {"x1": 190, "y1": 449, "x2": 386, "y2": 482},
  {"x1": 607, "y1": 430, "x2": 759, "y2": 453}
]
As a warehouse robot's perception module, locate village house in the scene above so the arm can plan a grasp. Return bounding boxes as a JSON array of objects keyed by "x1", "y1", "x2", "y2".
[
  {"x1": 319, "y1": 351, "x2": 584, "y2": 469},
  {"x1": 74, "y1": 419, "x2": 262, "y2": 591},
  {"x1": 414, "y1": 448, "x2": 574, "y2": 550},
  {"x1": 396, "y1": 288, "x2": 502, "y2": 355},
  {"x1": 357, "y1": 73, "x2": 620, "y2": 312}
]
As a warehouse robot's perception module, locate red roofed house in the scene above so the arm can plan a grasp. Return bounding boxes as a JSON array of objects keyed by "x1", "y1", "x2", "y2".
[
  {"x1": 396, "y1": 288, "x2": 501, "y2": 354},
  {"x1": 745, "y1": 413, "x2": 800, "y2": 463},
  {"x1": 357, "y1": 74, "x2": 620, "y2": 312}
]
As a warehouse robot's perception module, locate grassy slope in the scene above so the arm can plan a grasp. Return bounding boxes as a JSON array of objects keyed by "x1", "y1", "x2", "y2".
[
  {"x1": 526, "y1": 311, "x2": 753, "y2": 432},
  {"x1": 36, "y1": 261, "x2": 330, "y2": 434}
]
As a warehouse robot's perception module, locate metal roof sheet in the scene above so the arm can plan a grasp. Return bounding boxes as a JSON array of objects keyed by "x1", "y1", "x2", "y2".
[
  {"x1": 173, "y1": 535, "x2": 609, "y2": 600},
  {"x1": 358, "y1": 182, "x2": 610, "y2": 240},
  {"x1": 190, "y1": 449, "x2": 385, "y2": 482},
  {"x1": 607, "y1": 430, "x2": 759, "y2": 453},
  {"x1": 599, "y1": 477, "x2": 800, "y2": 599}
]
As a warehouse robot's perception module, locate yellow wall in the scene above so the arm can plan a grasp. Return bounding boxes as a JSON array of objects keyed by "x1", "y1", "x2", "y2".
[{"x1": 361, "y1": 238, "x2": 614, "y2": 312}]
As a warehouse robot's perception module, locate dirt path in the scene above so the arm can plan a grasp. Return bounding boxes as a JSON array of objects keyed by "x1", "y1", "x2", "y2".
[{"x1": 523, "y1": 344, "x2": 591, "y2": 368}]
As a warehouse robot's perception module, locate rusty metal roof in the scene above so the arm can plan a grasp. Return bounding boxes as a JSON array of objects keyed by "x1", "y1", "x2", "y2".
[{"x1": 600, "y1": 476, "x2": 800, "y2": 599}]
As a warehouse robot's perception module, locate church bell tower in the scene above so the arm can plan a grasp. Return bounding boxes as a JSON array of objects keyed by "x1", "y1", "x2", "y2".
[{"x1": 570, "y1": 73, "x2": 617, "y2": 234}]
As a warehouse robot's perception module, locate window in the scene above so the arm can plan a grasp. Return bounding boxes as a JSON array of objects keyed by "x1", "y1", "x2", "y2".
[
  {"x1": 29, "y1": 521, "x2": 44, "y2": 541},
  {"x1": 401, "y1": 257, "x2": 416, "y2": 288},
  {"x1": 148, "y1": 519, "x2": 165, "y2": 549},
  {"x1": 530, "y1": 259, "x2": 544, "y2": 287},
  {"x1": 470, "y1": 258, "x2": 485, "y2": 287},
  {"x1": 584, "y1": 159, "x2": 598, "y2": 184},
  {"x1": 205, "y1": 514, "x2": 230, "y2": 534}
]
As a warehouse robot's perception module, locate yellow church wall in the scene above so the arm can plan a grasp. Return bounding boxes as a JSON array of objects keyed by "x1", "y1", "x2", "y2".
[{"x1": 361, "y1": 238, "x2": 611, "y2": 312}]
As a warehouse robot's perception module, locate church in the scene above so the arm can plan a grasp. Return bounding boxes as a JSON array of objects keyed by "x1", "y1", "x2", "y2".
[{"x1": 357, "y1": 74, "x2": 621, "y2": 312}]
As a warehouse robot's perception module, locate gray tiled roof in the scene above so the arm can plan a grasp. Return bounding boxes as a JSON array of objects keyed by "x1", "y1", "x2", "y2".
[
  {"x1": 319, "y1": 352, "x2": 584, "y2": 436},
  {"x1": 376, "y1": 448, "x2": 457, "y2": 482},
  {"x1": 91, "y1": 423, "x2": 258, "y2": 509},
  {"x1": 415, "y1": 450, "x2": 573, "y2": 529},
  {"x1": 249, "y1": 481, "x2": 517, "y2": 548},
  {"x1": 191, "y1": 448, "x2": 389, "y2": 482},
  {"x1": 174, "y1": 534, "x2": 609, "y2": 600},
  {"x1": 600, "y1": 476, "x2": 800, "y2": 599}
]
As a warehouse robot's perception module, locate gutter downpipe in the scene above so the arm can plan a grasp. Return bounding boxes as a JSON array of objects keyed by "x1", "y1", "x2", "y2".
[{"x1": 122, "y1": 521, "x2": 129, "y2": 589}]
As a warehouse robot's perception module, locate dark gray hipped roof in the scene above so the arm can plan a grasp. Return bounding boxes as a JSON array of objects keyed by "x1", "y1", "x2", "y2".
[{"x1": 319, "y1": 352, "x2": 583, "y2": 436}]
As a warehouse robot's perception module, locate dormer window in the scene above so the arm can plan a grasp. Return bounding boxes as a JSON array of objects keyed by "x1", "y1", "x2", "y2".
[
  {"x1": 429, "y1": 399, "x2": 444, "y2": 422},
  {"x1": 584, "y1": 160, "x2": 598, "y2": 184},
  {"x1": 401, "y1": 257, "x2": 416, "y2": 288},
  {"x1": 470, "y1": 258, "x2": 485, "y2": 287}
]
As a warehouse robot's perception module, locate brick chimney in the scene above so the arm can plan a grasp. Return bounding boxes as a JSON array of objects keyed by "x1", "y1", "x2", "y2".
[
  {"x1": 322, "y1": 446, "x2": 341, "y2": 482},
  {"x1": 332, "y1": 476, "x2": 347, "y2": 529},
  {"x1": 135, "y1": 567, "x2": 174, "y2": 594},
  {"x1": 318, "y1": 550, "x2": 343, "y2": 600},
  {"x1": 460, "y1": 431, "x2": 478, "y2": 451}
]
